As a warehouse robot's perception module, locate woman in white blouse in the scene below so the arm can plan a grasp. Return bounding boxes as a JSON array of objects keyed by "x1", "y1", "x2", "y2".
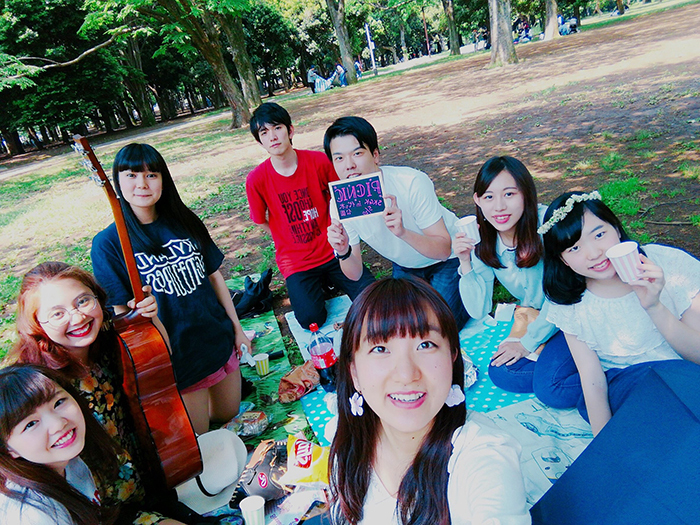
[{"x1": 329, "y1": 277, "x2": 530, "y2": 525}]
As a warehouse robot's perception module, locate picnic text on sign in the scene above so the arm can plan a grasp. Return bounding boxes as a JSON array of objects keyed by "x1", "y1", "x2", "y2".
[{"x1": 329, "y1": 172, "x2": 385, "y2": 221}]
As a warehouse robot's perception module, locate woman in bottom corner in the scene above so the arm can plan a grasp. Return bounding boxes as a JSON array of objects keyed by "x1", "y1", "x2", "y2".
[{"x1": 329, "y1": 277, "x2": 531, "y2": 525}]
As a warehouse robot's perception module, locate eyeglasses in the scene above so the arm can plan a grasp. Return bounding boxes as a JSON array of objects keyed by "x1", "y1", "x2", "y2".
[{"x1": 39, "y1": 294, "x2": 99, "y2": 328}]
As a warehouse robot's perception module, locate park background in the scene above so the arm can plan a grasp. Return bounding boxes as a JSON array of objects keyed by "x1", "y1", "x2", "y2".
[{"x1": 1, "y1": 0, "x2": 699, "y2": 357}]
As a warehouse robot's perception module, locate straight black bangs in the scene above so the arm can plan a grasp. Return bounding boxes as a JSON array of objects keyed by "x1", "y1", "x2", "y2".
[
  {"x1": 0, "y1": 367, "x2": 58, "y2": 439},
  {"x1": 112, "y1": 143, "x2": 167, "y2": 175},
  {"x1": 341, "y1": 278, "x2": 460, "y2": 365}
]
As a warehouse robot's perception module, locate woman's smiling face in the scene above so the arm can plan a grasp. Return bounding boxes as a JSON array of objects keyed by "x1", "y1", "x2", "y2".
[
  {"x1": 473, "y1": 170, "x2": 525, "y2": 242},
  {"x1": 6, "y1": 387, "x2": 86, "y2": 475},
  {"x1": 560, "y1": 210, "x2": 622, "y2": 281},
  {"x1": 36, "y1": 278, "x2": 103, "y2": 362},
  {"x1": 350, "y1": 312, "x2": 454, "y2": 441}
]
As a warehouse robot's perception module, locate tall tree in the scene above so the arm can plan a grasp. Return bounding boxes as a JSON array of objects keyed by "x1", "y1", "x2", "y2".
[
  {"x1": 324, "y1": 0, "x2": 357, "y2": 84},
  {"x1": 488, "y1": 0, "x2": 518, "y2": 66},
  {"x1": 134, "y1": 0, "x2": 250, "y2": 127},
  {"x1": 544, "y1": 0, "x2": 560, "y2": 40},
  {"x1": 441, "y1": 0, "x2": 460, "y2": 54},
  {"x1": 243, "y1": 2, "x2": 297, "y2": 97},
  {"x1": 218, "y1": 14, "x2": 261, "y2": 108},
  {"x1": 118, "y1": 35, "x2": 157, "y2": 126}
]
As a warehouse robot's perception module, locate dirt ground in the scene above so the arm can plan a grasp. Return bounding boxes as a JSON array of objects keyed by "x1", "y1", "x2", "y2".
[{"x1": 1, "y1": 3, "x2": 699, "y2": 341}]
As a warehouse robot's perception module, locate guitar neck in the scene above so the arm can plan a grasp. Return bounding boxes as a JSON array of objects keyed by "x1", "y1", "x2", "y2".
[{"x1": 74, "y1": 136, "x2": 145, "y2": 303}]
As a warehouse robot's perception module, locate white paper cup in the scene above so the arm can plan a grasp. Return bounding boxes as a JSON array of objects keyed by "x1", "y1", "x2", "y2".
[
  {"x1": 253, "y1": 353, "x2": 270, "y2": 376},
  {"x1": 456, "y1": 215, "x2": 480, "y2": 244},
  {"x1": 606, "y1": 241, "x2": 641, "y2": 283},
  {"x1": 239, "y1": 495, "x2": 265, "y2": 525}
]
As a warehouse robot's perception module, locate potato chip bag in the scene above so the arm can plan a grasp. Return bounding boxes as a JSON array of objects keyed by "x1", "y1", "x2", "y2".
[{"x1": 279, "y1": 436, "x2": 330, "y2": 487}]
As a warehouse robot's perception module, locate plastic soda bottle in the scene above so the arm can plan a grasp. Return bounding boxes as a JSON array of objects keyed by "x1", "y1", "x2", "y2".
[{"x1": 308, "y1": 323, "x2": 337, "y2": 392}]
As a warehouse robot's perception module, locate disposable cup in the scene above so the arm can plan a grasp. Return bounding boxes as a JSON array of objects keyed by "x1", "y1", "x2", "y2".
[
  {"x1": 606, "y1": 241, "x2": 641, "y2": 283},
  {"x1": 239, "y1": 495, "x2": 265, "y2": 525},
  {"x1": 456, "y1": 216, "x2": 480, "y2": 244},
  {"x1": 254, "y1": 353, "x2": 270, "y2": 376}
]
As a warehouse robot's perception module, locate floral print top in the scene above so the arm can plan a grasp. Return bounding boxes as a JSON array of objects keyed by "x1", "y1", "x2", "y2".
[{"x1": 74, "y1": 352, "x2": 166, "y2": 525}]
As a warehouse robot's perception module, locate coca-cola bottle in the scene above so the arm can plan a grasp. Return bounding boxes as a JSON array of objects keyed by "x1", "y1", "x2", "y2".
[{"x1": 308, "y1": 323, "x2": 337, "y2": 392}]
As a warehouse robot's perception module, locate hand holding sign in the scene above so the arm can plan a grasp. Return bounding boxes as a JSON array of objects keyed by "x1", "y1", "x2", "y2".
[
  {"x1": 383, "y1": 194, "x2": 406, "y2": 238},
  {"x1": 329, "y1": 172, "x2": 385, "y2": 221},
  {"x1": 327, "y1": 219, "x2": 350, "y2": 255}
]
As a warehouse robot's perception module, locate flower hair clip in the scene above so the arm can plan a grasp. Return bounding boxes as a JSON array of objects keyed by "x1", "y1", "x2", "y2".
[{"x1": 537, "y1": 191, "x2": 602, "y2": 235}]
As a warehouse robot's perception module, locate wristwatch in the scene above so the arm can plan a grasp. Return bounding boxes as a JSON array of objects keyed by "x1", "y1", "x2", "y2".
[{"x1": 334, "y1": 245, "x2": 353, "y2": 261}]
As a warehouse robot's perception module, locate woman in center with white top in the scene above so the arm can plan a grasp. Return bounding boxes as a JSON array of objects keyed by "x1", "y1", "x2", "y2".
[{"x1": 329, "y1": 277, "x2": 530, "y2": 525}]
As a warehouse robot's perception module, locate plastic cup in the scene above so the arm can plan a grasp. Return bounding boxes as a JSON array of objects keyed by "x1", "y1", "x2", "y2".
[
  {"x1": 239, "y1": 495, "x2": 265, "y2": 525},
  {"x1": 456, "y1": 215, "x2": 480, "y2": 244},
  {"x1": 254, "y1": 353, "x2": 270, "y2": 376},
  {"x1": 606, "y1": 241, "x2": 641, "y2": 283}
]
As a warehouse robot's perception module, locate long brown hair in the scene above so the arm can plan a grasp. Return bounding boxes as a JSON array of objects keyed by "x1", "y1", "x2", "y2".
[
  {"x1": 330, "y1": 277, "x2": 466, "y2": 525},
  {"x1": 473, "y1": 156, "x2": 543, "y2": 269},
  {"x1": 0, "y1": 364, "x2": 120, "y2": 525},
  {"x1": 10, "y1": 262, "x2": 112, "y2": 376}
]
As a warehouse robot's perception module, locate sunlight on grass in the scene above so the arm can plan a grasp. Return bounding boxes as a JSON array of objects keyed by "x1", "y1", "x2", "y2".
[
  {"x1": 600, "y1": 151, "x2": 628, "y2": 172},
  {"x1": 600, "y1": 177, "x2": 646, "y2": 216},
  {"x1": 679, "y1": 162, "x2": 700, "y2": 179}
]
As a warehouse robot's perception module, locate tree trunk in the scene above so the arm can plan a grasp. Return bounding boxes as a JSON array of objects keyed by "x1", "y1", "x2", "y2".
[
  {"x1": 26, "y1": 127, "x2": 44, "y2": 150},
  {"x1": 117, "y1": 99, "x2": 136, "y2": 128},
  {"x1": 41, "y1": 126, "x2": 54, "y2": 145},
  {"x1": 615, "y1": 0, "x2": 625, "y2": 13},
  {"x1": 441, "y1": 0, "x2": 461, "y2": 55},
  {"x1": 219, "y1": 14, "x2": 262, "y2": 109},
  {"x1": 2, "y1": 129, "x2": 25, "y2": 155},
  {"x1": 544, "y1": 0, "x2": 560, "y2": 40},
  {"x1": 146, "y1": 1, "x2": 250, "y2": 127},
  {"x1": 381, "y1": 46, "x2": 399, "y2": 64},
  {"x1": 280, "y1": 70, "x2": 290, "y2": 92},
  {"x1": 121, "y1": 36, "x2": 157, "y2": 127},
  {"x1": 489, "y1": 0, "x2": 518, "y2": 66},
  {"x1": 400, "y1": 23, "x2": 409, "y2": 62},
  {"x1": 98, "y1": 105, "x2": 115, "y2": 133},
  {"x1": 573, "y1": 5, "x2": 581, "y2": 23},
  {"x1": 324, "y1": 0, "x2": 357, "y2": 85}
]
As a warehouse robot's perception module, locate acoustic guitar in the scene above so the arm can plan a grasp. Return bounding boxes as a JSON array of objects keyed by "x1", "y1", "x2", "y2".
[{"x1": 73, "y1": 136, "x2": 202, "y2": 491}]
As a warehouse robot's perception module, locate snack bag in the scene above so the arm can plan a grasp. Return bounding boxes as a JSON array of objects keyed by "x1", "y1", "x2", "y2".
[
  {"x1": 278, "y1": 436, "x2": 330, "y2": 487},
  {"x1": 279, "y1": 361, "x2": 320, "y2": 403},
  {"x1": 224, "y1": 410, "x2": 269, "y2": 437},
  {"x1": 239, "y1": 440, "x2": 291, "y2": 501}
]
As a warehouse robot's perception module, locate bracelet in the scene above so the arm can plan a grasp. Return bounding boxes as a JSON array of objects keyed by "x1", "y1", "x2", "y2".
[{"x1": 334, "y1": 245, "x2": 353, "y2": 261}]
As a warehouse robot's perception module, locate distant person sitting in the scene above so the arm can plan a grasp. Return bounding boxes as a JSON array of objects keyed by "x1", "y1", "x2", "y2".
[
  {"x1": 324, "y1": 116, "x2": 469, "y2": 329},
  {"x1": 246, "y1": 103, "x2": 374, "y2": 329},
  {"x1": 307, "y1": 66, "x2": 320, "y2": 93}
]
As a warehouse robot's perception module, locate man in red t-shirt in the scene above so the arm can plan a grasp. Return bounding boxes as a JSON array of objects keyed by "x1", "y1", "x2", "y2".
[{"x1": 246, "y1": 103, "x2": 374, "y2": 328}]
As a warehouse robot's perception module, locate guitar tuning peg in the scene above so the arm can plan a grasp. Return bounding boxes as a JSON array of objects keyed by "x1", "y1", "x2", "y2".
[{"x1": 90, "y1": 173, "x2": 106, "y2": 187}]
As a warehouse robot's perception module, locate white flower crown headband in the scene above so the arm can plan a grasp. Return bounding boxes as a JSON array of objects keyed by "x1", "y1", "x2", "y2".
[{"x1": 537, "y1": 191, "x2": 602, "y2": 235}]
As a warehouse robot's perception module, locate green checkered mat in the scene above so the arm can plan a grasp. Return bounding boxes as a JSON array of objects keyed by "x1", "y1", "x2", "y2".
[
  {"x1": 226, "y1": 277, "x2": 316, "y2": 446},
  {"x1": 460, "y1": 320, "x2": 536, "y2": 412}
]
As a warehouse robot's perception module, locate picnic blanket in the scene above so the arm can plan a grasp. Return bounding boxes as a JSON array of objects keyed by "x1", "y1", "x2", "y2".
[
  {"x1": 285, "y1": 295, "x2": 594, "y2": 504},
  {"x1": 226, "y1": 278, "x2": 314, "y2": 446}
]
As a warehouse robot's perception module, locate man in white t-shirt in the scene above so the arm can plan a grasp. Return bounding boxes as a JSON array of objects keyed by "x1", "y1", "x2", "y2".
[{"x1": 324, "y1": 116, "x2": 469, "y2": 329}]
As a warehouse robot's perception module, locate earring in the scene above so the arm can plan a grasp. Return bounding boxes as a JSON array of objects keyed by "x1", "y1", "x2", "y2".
[
  {"x1": 445, "y1": 385, "x2": 465, "y2": 407},
  {"x1": 349, "y1": 392, "x2": 364, "y2": 416}
]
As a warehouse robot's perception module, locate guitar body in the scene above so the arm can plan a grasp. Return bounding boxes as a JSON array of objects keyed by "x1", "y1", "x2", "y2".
[
  {"x1": 73, "y1": 136, "x2": 202, "y2": 491},
  {"x1": 115, "y1": 311, "x2": 202, "y2": 490}
]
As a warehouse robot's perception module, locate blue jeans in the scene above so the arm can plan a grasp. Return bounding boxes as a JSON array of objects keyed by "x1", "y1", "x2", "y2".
[
  {"x1": 489, "y1": 331, "x2": 694, "y2": 421},
  {"x1": 286, "y1": 258, "x2": 375, "y2": 329},
  {"x1": 489, "y1": 331, "x2": 582, "y2": 408},
  {"x1": 392, "y1": 257, "x2": 469, "y2": 330}
]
